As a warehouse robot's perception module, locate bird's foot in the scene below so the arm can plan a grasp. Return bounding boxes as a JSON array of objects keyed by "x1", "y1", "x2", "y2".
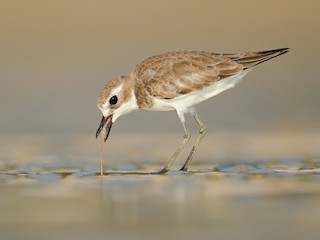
[
  {"x1": 179, "y1": 164, "x2": 188, "y2": 172},
  {"x1": 151, "y1": 167, "x2": 169, "y2": 175}
]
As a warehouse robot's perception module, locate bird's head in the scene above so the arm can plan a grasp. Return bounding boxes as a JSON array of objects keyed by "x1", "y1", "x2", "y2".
[{"x1": 96, "y1": 76, "x2": 138, "y2": 141}]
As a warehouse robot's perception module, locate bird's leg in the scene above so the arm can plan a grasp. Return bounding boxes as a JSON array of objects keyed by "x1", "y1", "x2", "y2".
[
  {"x1": 155, "y1": 112, "x2": 190, "y2": 174},
  {"x1": 180, "y1": 113, "x2": 206, "y2": 171}
]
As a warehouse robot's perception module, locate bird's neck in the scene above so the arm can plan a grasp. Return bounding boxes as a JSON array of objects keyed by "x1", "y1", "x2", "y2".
[{"x1": 133, "y1": 78, "x2": 154, "y2": 109}]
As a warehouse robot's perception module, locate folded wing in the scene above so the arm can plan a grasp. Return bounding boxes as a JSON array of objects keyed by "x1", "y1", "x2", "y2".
[{"x1": 133, "y1": 48, "x2": 288, "y2": 99}]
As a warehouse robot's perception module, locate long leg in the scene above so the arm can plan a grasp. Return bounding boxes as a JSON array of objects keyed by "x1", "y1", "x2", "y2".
[
  {"x1": 180, "y1": 111, "x2": 206, "y2": 171},
  {"x1": 155, "y1": 111, "x2": 191, "y2": 174}
]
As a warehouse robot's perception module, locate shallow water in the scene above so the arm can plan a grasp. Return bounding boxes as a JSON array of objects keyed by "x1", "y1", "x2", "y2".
[{"x1": 0, "y1": 133, "x2": 320, "y2": 240}]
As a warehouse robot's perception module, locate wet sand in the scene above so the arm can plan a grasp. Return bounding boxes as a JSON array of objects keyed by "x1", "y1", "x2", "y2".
[{"x1": 0, "y1": 132, "x2": 320, "y2": 240}]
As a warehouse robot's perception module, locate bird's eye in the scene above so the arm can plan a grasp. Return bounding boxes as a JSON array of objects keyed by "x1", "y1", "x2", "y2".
[{"x1": 109, "y1": 95, "x2": 118, "y2": 105}]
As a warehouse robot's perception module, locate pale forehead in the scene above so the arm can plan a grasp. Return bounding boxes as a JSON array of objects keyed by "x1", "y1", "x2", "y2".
[{"x1": 97, "y1": 77, "x2": 125, "y2": 105}]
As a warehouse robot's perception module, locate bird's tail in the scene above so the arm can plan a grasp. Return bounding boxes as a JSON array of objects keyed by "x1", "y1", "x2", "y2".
[{"x1": 225, "y1": 48, "x2": 290, "y2": 69}]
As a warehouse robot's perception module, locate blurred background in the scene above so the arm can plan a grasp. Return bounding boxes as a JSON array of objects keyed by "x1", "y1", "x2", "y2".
[{"x1": 0, "y1": 0, "x2": 319, "y2": 136}]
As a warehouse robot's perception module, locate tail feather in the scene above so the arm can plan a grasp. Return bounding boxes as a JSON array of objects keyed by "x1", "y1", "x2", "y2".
[{"x1": 232, "y1": 48, "x2": 289, "y2": 69}]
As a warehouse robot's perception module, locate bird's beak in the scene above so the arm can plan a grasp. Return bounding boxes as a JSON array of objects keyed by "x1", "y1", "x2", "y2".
[{"x1": 96, "y1": 115, "x2": 113, "y2": 142}]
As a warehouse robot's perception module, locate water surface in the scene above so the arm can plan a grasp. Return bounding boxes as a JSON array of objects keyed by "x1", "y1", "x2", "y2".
[{"x1": 0, "y1": 133, "x2": 319, "y2": 240}]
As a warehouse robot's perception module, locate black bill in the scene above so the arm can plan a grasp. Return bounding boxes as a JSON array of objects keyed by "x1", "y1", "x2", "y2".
[{"x1": 96, "y1": 115, "x2": 113, "y2": 142}]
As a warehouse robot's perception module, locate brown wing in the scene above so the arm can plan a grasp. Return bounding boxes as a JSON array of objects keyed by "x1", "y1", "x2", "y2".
[
  {"x1": 133, "y1": 51, "x2": 242, "y2": 99},
  {"x1": 133, "y1": 48, "x2": 288, "y2": 99}
]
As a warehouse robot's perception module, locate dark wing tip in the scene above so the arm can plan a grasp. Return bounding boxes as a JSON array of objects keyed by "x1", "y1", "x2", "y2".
[{"x1": 234, "y1": 48, "x2": 290, "y2": 69}]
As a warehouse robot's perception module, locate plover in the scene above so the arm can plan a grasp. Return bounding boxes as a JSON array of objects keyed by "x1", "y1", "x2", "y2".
[{"x1": 96, "y1": 48, "x2": 289, "y2": 174}]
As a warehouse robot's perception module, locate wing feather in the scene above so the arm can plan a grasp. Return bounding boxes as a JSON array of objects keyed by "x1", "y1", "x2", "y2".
[{"x1": 132, "y1": 48, "x2": 288, "y2": 99}]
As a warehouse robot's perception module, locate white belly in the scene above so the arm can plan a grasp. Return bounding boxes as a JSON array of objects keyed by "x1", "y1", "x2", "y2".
[{"x1": 150, "y1": 69, "x2": 252, "y2": 112}]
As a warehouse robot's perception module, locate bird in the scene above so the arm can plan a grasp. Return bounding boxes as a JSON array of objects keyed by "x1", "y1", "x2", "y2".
[{"x1": 96, "y1": 48, "x2": 289, "y2": 174}]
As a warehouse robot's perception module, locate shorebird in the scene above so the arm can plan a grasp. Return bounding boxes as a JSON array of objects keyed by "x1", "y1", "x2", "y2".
[{"x1": 96, "y1": 48, "x2": 289, "y2": 174}]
